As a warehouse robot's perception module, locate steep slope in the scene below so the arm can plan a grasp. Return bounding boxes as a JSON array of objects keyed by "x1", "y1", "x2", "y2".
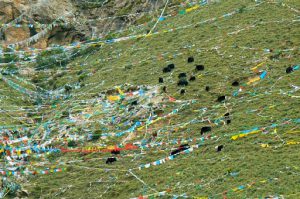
[{"x1": 0, "y1": 0, "x2": 300, "y2": 198}]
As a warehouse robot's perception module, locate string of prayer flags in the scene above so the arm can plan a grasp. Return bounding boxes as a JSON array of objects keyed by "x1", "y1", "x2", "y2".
[
  {"x1": 1, "y1": 76, "x2": 38, "y2": 98},
  {"x1": 200, "y1": 0, "x2": 208, "y2": 6},
  {"x1": 261, "y1": 140, "x2": 300, "y2": 149},
  {"x1": 286, "y1": 140, "x2": 300, "y2": 145},
  {"x1": 231, "y1": 129, "x2": 261, "y2": 140},
  {"x1": 159, "y1": 16, "x2": 166, "y2": 21},
  {"x1": 186, "y1": 5, "x2": 200, "y2": 13},
  {"x1": 251, "y1": 62, "x2": 265, "y2": 73},
  {"x1": 60, "y1": 143, "x2": 138, "y2": 153},
  {"x1": 231, "y1": 118, "x2": 300, "y2": 141},
  {"x1": 233, "y1": 70, "x2": 267, "y2": 96},
  {"x1": 131, "y1": 191, "x2": 167, "y2": 199},
  {"x1": 247, "y1": 71, "x2": 267, "y2": 85},
  {"x1": 138, "y1": 143, "x2": 202, "y2": 170},
  {"x1": 221, "y1": 178, "x2": 280, "y2": 198},
  {"x1": 131, "y1": 191, "x2": 189, "y2": 199},
  {"x1": 0, "y1": 168, "x2": 66, "y2": 176}
]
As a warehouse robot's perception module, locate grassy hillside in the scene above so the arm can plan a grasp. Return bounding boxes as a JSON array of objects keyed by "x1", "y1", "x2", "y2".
[{"x1": 1, "y1": 0, "x2": 300, "y2": 198}]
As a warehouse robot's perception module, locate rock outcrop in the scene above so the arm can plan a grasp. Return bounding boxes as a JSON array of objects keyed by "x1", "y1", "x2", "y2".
[{"x1": 0, "y1": 0, "x2": 167, "y2": 48}]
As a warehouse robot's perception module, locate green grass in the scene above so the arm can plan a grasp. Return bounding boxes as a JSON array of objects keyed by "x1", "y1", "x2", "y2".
[{"x1": 1, "y1": 0, "x2": 300, "y2": 198}]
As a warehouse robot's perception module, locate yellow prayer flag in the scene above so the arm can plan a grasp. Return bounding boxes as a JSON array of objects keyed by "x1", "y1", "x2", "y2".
[
  {"x1": 186, "y1": 5, "x2": 200, "y2": 13},
  {"x1": 247, "y1": 76, "x2": 260, "y2": 85},
  {"x1": 251, "y1": 62, "x2": 265, "y2": 71},
  {"x1": 260, "y1": 144, "x2": 269, "y2": 148},
  {"x1": 231, "y1": 130, "x2": 261, "y2": 140},
  {"x1": 137, "y1": 126, "x2": 145, "y2": 131},
  {"x1": 286, "y1": 141, "x2": 300, "y2": 145},
  {"x1": 108, "y1": 95, "x2": 120, "y2": 101}
]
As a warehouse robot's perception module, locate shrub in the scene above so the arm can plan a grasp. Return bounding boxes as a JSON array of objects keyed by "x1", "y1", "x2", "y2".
[
  {"x1": 36, "y1": 48, "x2": 68, "y2": 70},
  {"x1": 0, "y1": 48, "x2": 19, "y2": 63},
  {"x1": 68, "y1": 140, "x2": 77, "y2": 147},
  {"x1": 0, "y1": 63, "x2": 19, "y2": 75}
]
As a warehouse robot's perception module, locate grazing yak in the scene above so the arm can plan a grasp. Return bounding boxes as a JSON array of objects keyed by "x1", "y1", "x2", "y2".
[
  {"x1": 187, "y1": 57, "x2": 194, "y2": 63},
  {"x1": 106, "y1": 157, "x2": 117, "y2": 164},
  {"x1": 201, "y1": 126, "x2": 212, "y2": 135},
  {"x1": 170, "y1": 144, "x2": 190, "y2": 156}
]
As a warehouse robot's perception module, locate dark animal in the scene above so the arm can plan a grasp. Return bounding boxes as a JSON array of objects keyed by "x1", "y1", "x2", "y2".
[
  {"x1": 170, "y1": 149, "x2": 180, "y2": 156},
  {"x1": 180, "y1": 89, "x2": 186, "y2": 95},
  {"x1": 201, "y1": 126, "x2": 212, "y2": 135},
  {"x1": 162, "y1": 86, "x2": 167, "y2": 93},
  {"x1": 131, "y1": 100, "x2": 138, "y2": 106},
  {"x1": 216, "y1": 145, "x2": 224, "y2": 152},
  {"x1": 163, "y1": 67, "x2": 172, "y2": 73},
  {"x1": 106, "y1": 157, "x2": 117, "y2": 164},
  {"x1": 224, "y1": 113, "x2": 231, "y2": 124},
  {"x1": 232, "y1": 81, "x2": 239, "y2": 86},
  {"x1": 170, "y1": 144, "x2": 190, "y2": 155},
  {"x1": 286, "y1": 66, "x2": 294, "y2": 74},
  {"x1": 217, "y1": 96, "x2": 226, "y2": 102},
  {"x1": 177, "y1": 79, "x2": 188, "y2": 86},
  {"x1": 205, "y1": 86, "x2": 210, "y2": 92},
  {"x1": 159, "y1": 77, "x2": 164, "y2": 83},
  {"x1": 189, "y1": 76, "x2": 196, "y2": 81},
  {"x1": 196, "y1": 65, "x2": 204, "y2": 71},
  {"x1": 187, "y1": 57, "x2": 194, "y2": 63},
  {"x1": 168, "y1": 63, "x2": 175, "y2": 70},
  {"x1": 111, "y1": 150, "x2": 120, "y2": 155},
  {"x1": 128, "y1": 106, "x2": 135, "y2": 112},
  {"x1": 178, "y1": 73, "x2": 187, "y2": 78}
]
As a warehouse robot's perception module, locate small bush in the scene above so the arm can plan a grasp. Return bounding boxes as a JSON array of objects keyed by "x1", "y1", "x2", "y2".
[
  {"x1": 0, "y1": 63, "x2": 19, "y2": 75},
  {"x1": 36, "y1": 48, "x2": 68, "y2": 70},
  {"x1": 68, "y1": 140, "x2": 77, "y2": 147},
  {"x1": 0, "y1": 48, "x2": 19, "y2": 63}
]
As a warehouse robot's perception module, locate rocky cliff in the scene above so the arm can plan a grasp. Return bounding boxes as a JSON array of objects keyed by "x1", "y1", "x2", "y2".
[{"x1": 0, "y1": 0, "x2": 170, "y2": 48}]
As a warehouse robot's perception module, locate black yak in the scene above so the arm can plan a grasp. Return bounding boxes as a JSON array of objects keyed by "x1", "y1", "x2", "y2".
[
  {"x1": 187, "y1": 57, "x2": 194, "y2": 63},
  {"x1": 217, "y1": 96, "x2": 226, "y2": 102},
  {"x1": 168, "y1": 63, "x2": 175, "y2": 70},
  {"x1": 189, "y1": 76, "x2": 196, "y2": 81},
  {"x1": 232, "y1": 81, "x2": 239, "y2": 86},
  {"x1": 196, "y1": 65, "x2": 204, "y2": 71},
  {"x1": 178, "y1": 79, "x2": 188, "y2": 86},
  {"x1": 216, "y1": 145, "x2": 224, "y2": 152},
  {"x1": 159, "y1": 77, "x2": 164, "y2": 83},
  {"x1": 286, "y1": 66, "x2": 294, "y2": 74},
  {"x1": 170, "y1": 144, "x2": 190, "y2": 155},
  {"x1": 131, "y1": 100, "x2": 138, "y2": 106},
  {"x1": 178, "y1": 73, "x2": 187, "y2": 78},
  {"x1": 205, "y1": 86, "x2": 210, "y2": 92},
  {"x1": 106, "y1": 157, "x2": 117, "y2": 164},
  {"x1": 201, "y1": 126, "x2": 211, "y2": 135},
  {"x1": 163, "y1": 67, "x2": 171, "y2": 73}
]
